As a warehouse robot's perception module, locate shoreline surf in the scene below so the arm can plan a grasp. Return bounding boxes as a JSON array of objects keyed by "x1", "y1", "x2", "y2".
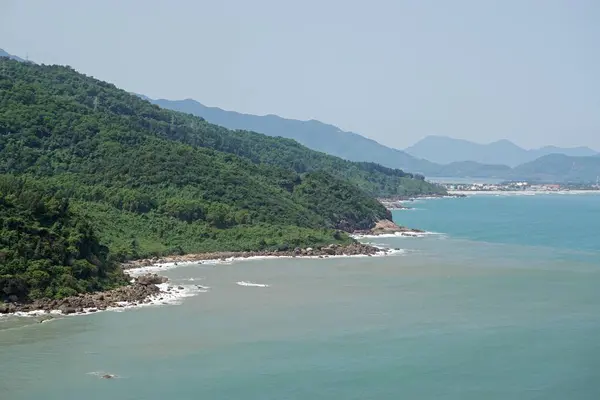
[{"x1": 1, "y1": 246, "x2": 405, "y2": 320}]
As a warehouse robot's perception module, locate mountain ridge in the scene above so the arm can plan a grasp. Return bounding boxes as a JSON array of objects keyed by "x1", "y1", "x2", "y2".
[
  {"x1": 0, "y1": 48, "x2": 30, "y2": 63},
  {"x1": 406, "y1": 135, "x2": 598, "y2": 167},
  {"x1": 147, "y1": 97, "x2": 441, "y2": 175},
  {"x1": 4, "y1": 49, "x2": 597, "y2": 183},
  {"x1": 147, "y1": 97, "x2": 599, "y2": 182}
]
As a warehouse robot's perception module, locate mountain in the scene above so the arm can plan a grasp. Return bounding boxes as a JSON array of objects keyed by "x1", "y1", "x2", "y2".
[
  {"x1": 406, "y1": 136, "x2": 598, "y2": 167},
  {"x1": 0, "y1": 60, "x2": 444, "y2": 300},
  {"x1": 0, "y1": 48, "x2": 28, "y2": 63},
  {"x1": 512, "y1": 154, "x2": 600, "y2": 183},
  {"x1": 146, "y1": 98, "x2": 600, "y2": 182},
  {"x1": 146, "y1": 98, "x2": 440, "y2": 175}
]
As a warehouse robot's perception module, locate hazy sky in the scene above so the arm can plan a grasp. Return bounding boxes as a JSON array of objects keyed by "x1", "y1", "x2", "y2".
[{"x1": 1, "y1": 0, "x2": 599, "y2": 150}]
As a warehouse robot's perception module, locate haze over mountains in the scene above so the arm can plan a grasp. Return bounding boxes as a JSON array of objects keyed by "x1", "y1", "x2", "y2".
[
  {"x1": 2, "y1": 47, "x2": 598, "y2": 183},
  {"x1": 406, "y1": 135, "x2": 598, "y2": 167},
  {"x1": 147, "y1": 97, "x2": 600, "y2": 182},
  {"x1": 147, "y1": 98, "x2": 440, "y2": 175},
  {"x1": 0, "y1": 48, "x2": 27, "y2": 63}
]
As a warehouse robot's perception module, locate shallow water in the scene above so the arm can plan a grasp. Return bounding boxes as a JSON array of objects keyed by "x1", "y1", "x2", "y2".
[{"x1": 1, "y1": 194, "x2": 599, "y2": 399}]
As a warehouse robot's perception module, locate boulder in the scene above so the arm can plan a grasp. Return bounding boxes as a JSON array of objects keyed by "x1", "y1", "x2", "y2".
[
  {"x1": 59, "y1": 305, "x2": 76, "y2": 315},
  {"x1": 323, "y1": 247, "x2": 336, "y2": 255},
  {"x1": 136, "y1": 274, "x2": 168, "y2": 286}
]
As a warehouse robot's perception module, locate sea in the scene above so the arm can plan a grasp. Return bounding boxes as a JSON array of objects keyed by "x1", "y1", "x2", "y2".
[{"x1": 1, "y1": 193, "x2": 599, "y2": 399}]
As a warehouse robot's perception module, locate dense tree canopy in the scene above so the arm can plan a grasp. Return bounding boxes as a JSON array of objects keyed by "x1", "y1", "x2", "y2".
[{"x1": 0, "y1": 176, "x2": 127, "y2": 301}]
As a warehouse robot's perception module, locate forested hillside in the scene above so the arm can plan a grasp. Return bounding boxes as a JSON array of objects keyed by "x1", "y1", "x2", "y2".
[
  {"x1": 0, "y1": 59, "x2": 446, "y2": 300},
  {"x1": 0, "y1": 59, "x2": 421, "y2": 299},
  {"x1": 0, "y1": 176, "x2": 127, "y2": 301}
]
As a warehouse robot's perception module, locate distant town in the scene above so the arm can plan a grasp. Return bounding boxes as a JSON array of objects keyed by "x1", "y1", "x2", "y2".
[{"x1": 442, "y1": 181, "x2": 600, "y2": 192}]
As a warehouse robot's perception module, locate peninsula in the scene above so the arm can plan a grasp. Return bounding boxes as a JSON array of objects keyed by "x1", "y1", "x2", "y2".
[{"x1": 0, "y1": 59, "x2": 443, "y2": 310}]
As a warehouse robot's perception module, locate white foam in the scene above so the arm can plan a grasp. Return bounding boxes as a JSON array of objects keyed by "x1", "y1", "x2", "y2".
[
  {"x1": 3, "y1": 284, "x2": 204, "y2": 319},
  {"x1": 194, "y1": 284, "x2": 211, "y2": 290},
  {"x1": 128, "y1": 248, "x2": 403, "y2": 273},
  {"x1": 351, "y1": 231, "x2": 441, "y2": 239},
  {"x1": 236, "y1": 281, "x2": 270, "y2": 288},
  {"x1": 125, "y1": 260, "x2": 202, "y2": 276},
  {"x1": 86, "y1": 371, "x2": 121, "y2": 379}
]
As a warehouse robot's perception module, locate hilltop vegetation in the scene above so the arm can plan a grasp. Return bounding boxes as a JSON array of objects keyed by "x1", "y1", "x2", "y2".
[{"x1": 0, "y1": 59, "x2": 443, "y2": 300}]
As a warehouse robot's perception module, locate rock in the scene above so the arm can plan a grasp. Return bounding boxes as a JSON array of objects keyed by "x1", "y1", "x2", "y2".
[
  {"x1": 177, "y1": 286, "x2": 184, "y2": 290},
  {"x1": 59, "y1": 305, "x2": 76, "y2": 315},
  {"x1": 7, "y1": 294, "x2": 18, "y2": 303},
  {"x1": 0, "y1": 302, "x2": 9, "y2": 314},
  {"x1": 136, "y1": 274, "x2": 168, "y2": 286},
  {"x1": 323, "y1": 247, "x2": 336, "y2": 255}
]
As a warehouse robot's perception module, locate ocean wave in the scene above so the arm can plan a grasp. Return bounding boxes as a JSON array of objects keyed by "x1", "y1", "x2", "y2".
[
  {"x1": 236, "y1": 281, "x2": 270, "y2": 288},
  {"x1": 194, "y1": 284, "x2": 211, "y2": 290}
]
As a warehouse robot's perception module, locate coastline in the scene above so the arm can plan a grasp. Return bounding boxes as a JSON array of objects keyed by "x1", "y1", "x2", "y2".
[
  {"x1": 1, "y1": 242, "x2": 402, "y2": 319},
  {"x1": 122, "y1": 242, "x2": 396, "y2": 271},
  {"x1": 448, "y1": 189, "x2": 600, "y2": 196},
  {"x1": 0, "y1": 274, "x2": 202, "y2": 318},
  {"x1": 377, "y1": 194, "x2": 465, "y2": 210}
]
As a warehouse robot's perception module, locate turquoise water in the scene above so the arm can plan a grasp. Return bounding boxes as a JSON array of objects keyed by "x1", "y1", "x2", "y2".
[
  {"x1": 396, "y1": 194, "x2": 600, "y2": 259},
  {"x1": 1, "y1": 194, "x2": 599, "y2": 399}
]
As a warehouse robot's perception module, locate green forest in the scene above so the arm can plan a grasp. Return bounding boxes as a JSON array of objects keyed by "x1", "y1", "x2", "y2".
[{"x1": 0, "y1": 59, "x2": 444, "y2": 301}]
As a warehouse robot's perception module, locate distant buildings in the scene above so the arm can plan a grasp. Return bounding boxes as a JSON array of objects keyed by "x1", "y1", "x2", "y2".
[{"x1": 443, "y1": 182, "x2": 564, "y2": 192}]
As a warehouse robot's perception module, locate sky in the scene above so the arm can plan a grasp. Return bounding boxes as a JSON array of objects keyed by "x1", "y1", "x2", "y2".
[{"x1": 1, "y1": 0, "x2": 599, "y2": 150}]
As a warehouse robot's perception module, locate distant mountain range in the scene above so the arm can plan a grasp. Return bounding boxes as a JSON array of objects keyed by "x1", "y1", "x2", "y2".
[
  {"x1": 145, "y1": 97, "x2": 600, "y2": 182},
  {"x1": 146, "y1": 98, "x2": 440, "y2": 174},
  {"x1": 2, "y1": 48, "x2": 597, "y2": 183},
  {"x1": 512, "y1": 154, "x2": 600, "y2": 183},
  {"x1": 405, "y1": 135, "x2": 598, "y2": 167}
]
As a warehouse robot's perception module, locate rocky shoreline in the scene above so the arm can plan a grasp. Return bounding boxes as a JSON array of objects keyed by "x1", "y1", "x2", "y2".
[
  {"x1": 1, "y1": 242, "x2": 394, "y2": 317},
  {"x1": 377, "y1": 194, "x2": 466, "y2": 210},
  {"x1": 122, "y1": 242, "x2": 384, "y2": 270},
  {"x1": 0, "y1": 274, "x2": 176, "y2": 315}
]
